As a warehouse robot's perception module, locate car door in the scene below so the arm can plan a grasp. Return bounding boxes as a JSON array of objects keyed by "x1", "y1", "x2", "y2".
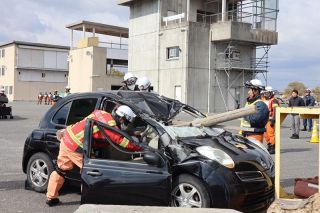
[
  {"x1": 81, "y1": 119, "x2": 172, "y2": 206},
  {"x1": 45, "y1": 97, "x2": 100, "y2": 178}
]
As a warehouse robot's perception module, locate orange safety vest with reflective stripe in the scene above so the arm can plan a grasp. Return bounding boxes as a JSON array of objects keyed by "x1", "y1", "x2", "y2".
[
  {"x1": 268, "y1": 98, "x2": 280, "y2": 120},
  {"x1": 62, "y1": 110, "x2": 141, "y2": 153}
]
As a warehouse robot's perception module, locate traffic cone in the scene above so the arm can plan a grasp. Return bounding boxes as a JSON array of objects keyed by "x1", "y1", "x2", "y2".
[{"x1": 310, "y1": 120, "x2": 319, "y2": 143}]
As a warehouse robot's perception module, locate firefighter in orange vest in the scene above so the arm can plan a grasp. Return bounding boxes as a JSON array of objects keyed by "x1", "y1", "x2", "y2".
[
  {"x1": 262, "y1": 86, "x2": 280, "y2": 154},
  {"x1": 46, "y1": 105, "x2": 142, "y2": 206}
]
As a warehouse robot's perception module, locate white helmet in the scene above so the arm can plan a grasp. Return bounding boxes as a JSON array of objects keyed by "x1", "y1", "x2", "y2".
[
  {"x1": 265, "y1": 86, "x2": 273, "y2": 92},
  {"x1": 123, "y1": 72, "x2": 137, "y2": 90},
  {"x1": 0, "y1": 88, "x2": 4, "y2": 92},
  {"x1": 65, "y1": 86, "x2": 70, "y2": 89},
  {"x1": 245, "y1": 79, "x2": 264, "y2": 90},
  {"x1": 115, "y1": 105, "x2": 136, "y2": 123},
  {"x1": 137, "y1": 76, "x2": 151, "y2": 91}
]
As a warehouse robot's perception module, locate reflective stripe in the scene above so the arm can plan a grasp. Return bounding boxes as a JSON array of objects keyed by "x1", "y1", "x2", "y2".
[
  {"x1": 108, "y1": 120, "x2": 116, "y2": 126},
  {"x1": 240, "y1": 99, "x2": 263, "y2": 134},
  {"x1": 119, "y1": 138, "x2": 130, "y2": 148},
  {"x1": 66, "y1": 126, "x2": 83, "y2": 149}
]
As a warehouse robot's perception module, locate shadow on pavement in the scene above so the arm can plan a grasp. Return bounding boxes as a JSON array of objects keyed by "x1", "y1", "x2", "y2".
[
  {"x1": 0, "y1": 116, "x2": 28, "y2": 121},
  {"x1": 0, "y1": 180, "x2": 25, "y2": 191},
  {"x1": 60, "y1": 201, "x2": 81, "y2": 206},
  {"x1": 281, "y1": 148, "x2": 312, "y2": 153},
  {"x1": 281, "y1": 178, "x2": 296, "y2": 188}
]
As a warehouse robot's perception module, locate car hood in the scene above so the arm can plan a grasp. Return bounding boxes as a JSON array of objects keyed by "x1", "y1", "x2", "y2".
[
  {"x1": 117, "y1": 91, "x2": 186, "y2": 121},
  {"x1": 178, "y1": 133, "x2": 274, "y2": 172}
]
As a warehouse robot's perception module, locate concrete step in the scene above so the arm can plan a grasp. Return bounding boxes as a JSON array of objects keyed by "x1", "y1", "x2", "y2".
[{"x1": 75, "y1": 205, "x2": 241, "y2": 213}]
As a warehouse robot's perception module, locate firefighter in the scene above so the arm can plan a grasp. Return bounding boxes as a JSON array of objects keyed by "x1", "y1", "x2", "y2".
[
  {"x1": 137, "y1": 76, "x2": 151, "y2": 92},
  {"x1": 46, "y1": 105, "x2": 142, "y2": 206},
  {"x1": 240, "y1": 79, "x2": 269, "y2": 143},
  {"x1": 62, "y1": 86, "x2": 71, "y2": 98},
  {"x1": 119, "y1": 72, "x2": 138, "y2": 91},
  {"x1": 262, "y1": 86, "x2": 280, "y2": 154}
]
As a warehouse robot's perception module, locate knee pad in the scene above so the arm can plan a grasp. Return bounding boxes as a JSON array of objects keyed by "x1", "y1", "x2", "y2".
[{"x1": 55, "y1": 165, "x2": 67, "y2": 178}]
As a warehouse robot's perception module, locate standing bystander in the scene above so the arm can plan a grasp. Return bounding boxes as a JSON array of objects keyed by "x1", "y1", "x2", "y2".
[
  {"x1": 288, "y1": 89, "x2": 305, "y2": 139},
  {"x1": 302, "y1": 89, "x2": 316, "y2": 131}
]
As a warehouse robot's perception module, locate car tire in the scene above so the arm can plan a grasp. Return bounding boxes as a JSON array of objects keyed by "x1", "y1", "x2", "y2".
[
  {"x1": 171, "y1": 174, "x2": 211, "y2": 208},
  {"x1": 26, "y1": 153, "x2": 54, "y2": 193}
]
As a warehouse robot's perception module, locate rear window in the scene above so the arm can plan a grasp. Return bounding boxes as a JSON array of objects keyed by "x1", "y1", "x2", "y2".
[
  {"x1": 52, "y1": 102, "x2": 72, "y2": 125},
  {"x1": 66, "y1": 98, "x2": 98, "y2": 125}
]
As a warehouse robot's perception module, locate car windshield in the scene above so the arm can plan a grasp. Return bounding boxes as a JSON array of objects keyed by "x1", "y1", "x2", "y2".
[
  {"x1": 163, "y1": 126, "x2": 224, "y2": 139},
  {"x1": 171, "y1": 108, "x2": 203, "y2": 125}
]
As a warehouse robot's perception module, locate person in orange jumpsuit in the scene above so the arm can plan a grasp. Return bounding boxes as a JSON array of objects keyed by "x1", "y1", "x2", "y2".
[
  {"x1": 46, "y1": 105, "x2": 142, "y2": 206},
  {"x1": 262, "y1": 86, "x2": 280, "y2": 154}
]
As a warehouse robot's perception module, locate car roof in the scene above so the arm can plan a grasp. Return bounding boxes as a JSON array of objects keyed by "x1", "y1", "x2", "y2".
[{"x1": 59, "y1": 91, "x2": 187, "y2": 121}]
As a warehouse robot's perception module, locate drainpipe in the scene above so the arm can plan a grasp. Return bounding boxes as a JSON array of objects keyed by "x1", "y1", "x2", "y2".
[
  {"x1": 156, "y1": 0, "x2": 161, "y2": 92},
  {"x1": 222, "y1": 0, "x2": 227, "y2": 22},
  {"x1": 207, "y1": 30, "x2": 212, "y2": 113}
]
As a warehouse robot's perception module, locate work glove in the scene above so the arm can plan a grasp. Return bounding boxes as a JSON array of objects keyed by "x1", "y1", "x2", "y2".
[
  {"x1": 269, "y1": 119, "x2": 275, "y2": 127},
  {"x1": 56, "y1": 129, "x2": 65, "y2": 140}
]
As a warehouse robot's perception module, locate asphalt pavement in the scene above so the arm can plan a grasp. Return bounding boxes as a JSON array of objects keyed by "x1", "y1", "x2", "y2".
[{"x1": 0, "y1": 101, "x2": 318, "y2": 212}]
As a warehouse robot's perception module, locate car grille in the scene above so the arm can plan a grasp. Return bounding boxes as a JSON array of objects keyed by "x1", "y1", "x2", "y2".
[
  {"x1": 236, "y1": 171, "x2": 265, "y2": 182},
  {"x1": 240, "y1": 188, "x2": 275, "y2": 212}
]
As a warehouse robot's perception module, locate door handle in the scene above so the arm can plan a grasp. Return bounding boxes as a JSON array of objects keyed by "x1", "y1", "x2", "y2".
[
  {"x1": 86, "y1": 170, "x2": 102, "y2": 176},
  {"x1": 146, "y1": 171, "x2": 163, "y2": 174},
  {"x1": 47, "y1": 134, "x2": 57, "y2": 139}
]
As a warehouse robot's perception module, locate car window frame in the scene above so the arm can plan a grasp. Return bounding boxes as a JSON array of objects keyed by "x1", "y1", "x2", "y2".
[
  {"x1": 65, "y1": 98, "x2": 99, "y2": 126},
  {"x1": 84, "y1": 118, "x2": 165, "y2": 167},
  {"x1": 50, "y1": 96, "x2": 101, "y2": 128}
]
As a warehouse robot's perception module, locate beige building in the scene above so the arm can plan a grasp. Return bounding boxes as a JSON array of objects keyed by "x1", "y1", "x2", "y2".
[
  {"x1": 0, "y1": 41, "x2": 69, "y2": 101},
  {"x1": 66, "y1": 21, "x2": 128, "y2": 92}
]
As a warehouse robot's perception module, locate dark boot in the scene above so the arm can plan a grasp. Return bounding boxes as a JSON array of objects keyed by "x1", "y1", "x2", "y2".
[
  {"x1": 46, "y1": 198, "x2": 60, "y2": 207},
  {"x1": 268, "y1": 144, "x2": 275, "y2": 154},
  {"x1": 301, "y1": 127, "x2": 307, "y2": 131}
]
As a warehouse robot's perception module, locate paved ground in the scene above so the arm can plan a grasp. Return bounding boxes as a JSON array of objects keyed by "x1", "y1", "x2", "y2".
[{"x1": 0, "y1": 101, "x2": 318, "y2": 212}]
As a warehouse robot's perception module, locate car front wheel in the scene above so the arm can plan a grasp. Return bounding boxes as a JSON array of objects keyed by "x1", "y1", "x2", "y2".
[
  {"x1": 171, "y1": 174, "x2": 211, "y2": 208},
  {"x1": 26, "y1": 153, "x2": 54, "y2": 193}
]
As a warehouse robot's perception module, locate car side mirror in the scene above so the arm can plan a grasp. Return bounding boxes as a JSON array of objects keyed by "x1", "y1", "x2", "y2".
[{"x1": 143, "y1": 151, "x2": 163, "y2": 167}]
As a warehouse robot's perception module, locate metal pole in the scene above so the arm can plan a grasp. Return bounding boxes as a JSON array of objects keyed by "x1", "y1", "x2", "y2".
[
  {"x1": 187, "y1": 0, "x2": 190, "y2": 22},
  {"x1": 208, "y1": 31, "x2": 212, "y2": 113},
  {"x1": 82, "y1": 25, "x2": 86, "y2": 38},
  {"x1": 156, "y1": 0, "x2": 161, "y2": 92},
  {"x1": 222, "y1": 0, "x2": 227, "y2": 21},
  {"x1": 70, "y1": 29, "x2": 73, "y2": 49},
  {"x1": 93, "y1": 28, "x2": 96, "y2": 37}
]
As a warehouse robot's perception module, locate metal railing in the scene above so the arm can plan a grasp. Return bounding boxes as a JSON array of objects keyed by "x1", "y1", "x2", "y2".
[
  {"x1": 99, "y1": 41, "x2": 128, "y2": 50},
  {"x1": 196, "y1": 0, "x2": 278, "y2": 31}
]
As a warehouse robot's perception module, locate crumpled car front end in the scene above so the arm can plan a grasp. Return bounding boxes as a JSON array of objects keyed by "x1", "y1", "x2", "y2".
[{"x1": 163, "y1": 126, "x2": 275, "y2": 212}]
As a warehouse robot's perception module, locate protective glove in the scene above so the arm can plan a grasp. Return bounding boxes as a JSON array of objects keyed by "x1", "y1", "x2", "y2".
[{"x1": 269, "y1": 119, "x2": 275, "y2": 127}]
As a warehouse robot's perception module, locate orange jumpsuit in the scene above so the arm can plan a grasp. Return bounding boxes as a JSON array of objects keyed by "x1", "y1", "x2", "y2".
[
  {"x1": 46, "y1": 110, "x2": 141, "y2": 200},
  {"x1": 263, "y1": 98, "x2": 279, "y2": 145}
]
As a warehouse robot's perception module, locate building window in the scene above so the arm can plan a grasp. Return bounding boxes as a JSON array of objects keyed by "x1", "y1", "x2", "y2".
[
  {"x1": 1, "y1": 66, "x2": 5, "y2": 76},
  {"x1": 167, "y1": 46, "x2": 180, "y2": 59},
  {"x1": 9, "y1": 86, "x2": 13, "y2": 95},
  {"x1": 42, "y1": 73, "x2": 46, "y2": 78},
  {"x1": 1, "y1": 49, "x2": 5, "y2": 58}
]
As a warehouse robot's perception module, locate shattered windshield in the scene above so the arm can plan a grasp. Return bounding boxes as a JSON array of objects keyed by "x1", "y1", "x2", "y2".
[
  {"x1": 171, "y1": 108, "x2": 204, "y2": 125},
  {"x1": 163, "y1": 126, "x2": 225, "y2": 139}
]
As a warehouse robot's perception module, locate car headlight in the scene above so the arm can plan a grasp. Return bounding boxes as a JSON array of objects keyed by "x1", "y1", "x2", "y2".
[
  {"x1": 196, "y1": 146, "x2": 235, "y2": 169},
  {"x1": 247, "y1": 138, "x2": 270, "y2": 155}
]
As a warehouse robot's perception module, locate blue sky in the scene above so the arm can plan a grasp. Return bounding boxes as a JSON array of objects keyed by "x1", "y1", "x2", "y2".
[{"x1": 0, "y1": 0, "x2": 319, "y2": 90}]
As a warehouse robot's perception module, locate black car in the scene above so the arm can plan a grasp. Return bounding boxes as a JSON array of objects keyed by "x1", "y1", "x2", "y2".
[{"x1": 22, "y1": 91, "x2": 275, "y2": 212}]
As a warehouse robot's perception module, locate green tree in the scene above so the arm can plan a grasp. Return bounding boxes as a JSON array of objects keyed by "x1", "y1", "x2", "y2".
[
  {"x1": 284, "y1": 82, "x2": 307, "y2": 97},
  {"x1": 312, "y1": 87, "x2": 320, "y2": 102}
]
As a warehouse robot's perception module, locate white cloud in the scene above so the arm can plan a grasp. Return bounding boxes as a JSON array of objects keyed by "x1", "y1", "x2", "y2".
[
  {"x1": 269, "y1": 0, "x2": 320, "y2": 89},
  {"x1": 0, "y1": 0, "x2": 129, "y2": 45}
]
